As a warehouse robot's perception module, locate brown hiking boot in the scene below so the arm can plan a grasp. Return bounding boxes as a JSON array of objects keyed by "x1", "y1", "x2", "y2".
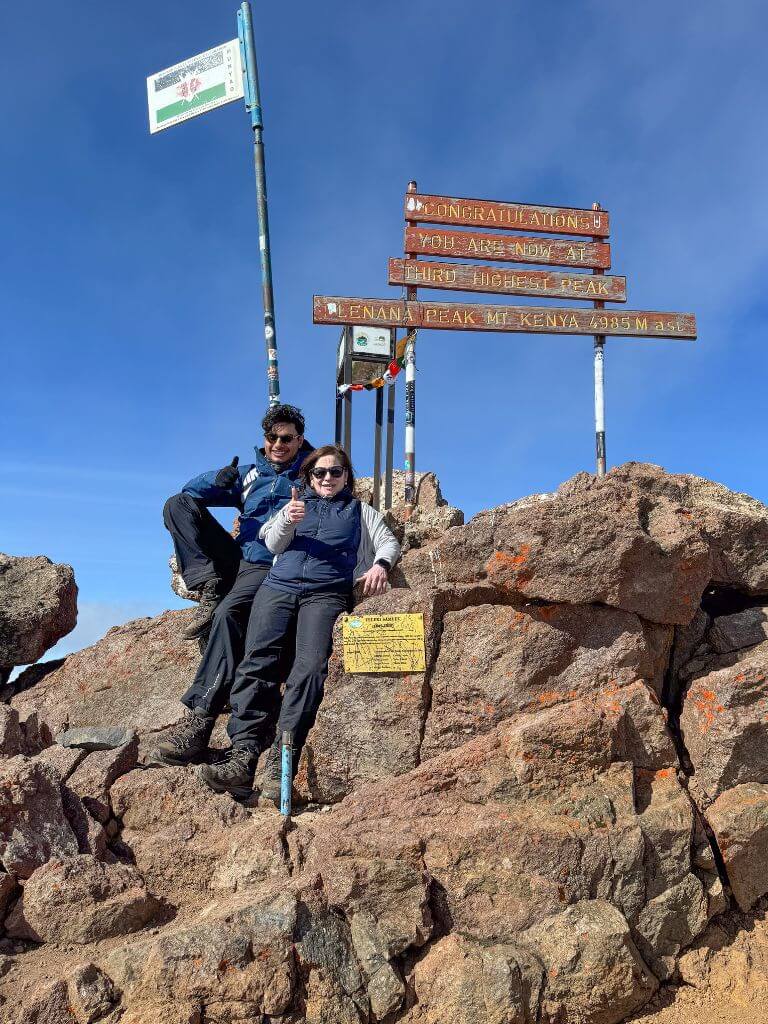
[
  {"x1": 197, "y1": 745, "x2": 259, "y2": 800},
  {"x1": 182, "y1": 579, "x2": 224, "y2": 640},
  {"x1": 258, "y1": 737, "x2": 306, "y2": 807},
  {"x1": 144, "y1": 708, "x2": 215, "y2": 766}
]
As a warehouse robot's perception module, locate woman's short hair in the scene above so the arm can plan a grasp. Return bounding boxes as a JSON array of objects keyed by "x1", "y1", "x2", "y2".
[{"x1": 300, "y1": 444, "x2": 355, "y2": 492}]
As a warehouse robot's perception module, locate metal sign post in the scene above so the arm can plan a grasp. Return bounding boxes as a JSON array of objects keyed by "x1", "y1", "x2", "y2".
[
  {"x1": 385, "y1": 339, "x2": 396, "y2": 510},
  {"x1": 592, "y1": 202, "x2": 607, "y2": 477},
  {"x1": 404, "y1": 181, "x2": 418, "y2": 507},
  {"x1": 147, "y1": 6, "x2": 281, "y2": 406},
  {"x1": 237, "y1": 1, "x2": 280, "y2": 406}
]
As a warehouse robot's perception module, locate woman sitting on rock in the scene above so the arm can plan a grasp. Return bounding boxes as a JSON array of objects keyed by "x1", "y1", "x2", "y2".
[{"x1": 198, "y1": 444, "x2": 400, "y2": 800}]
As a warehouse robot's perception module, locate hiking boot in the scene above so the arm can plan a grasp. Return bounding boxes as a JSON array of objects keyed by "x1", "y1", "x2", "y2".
[
  {"x1": 144, "y1": 708, "x2": 215, "y2": 767},
  {"x1": 259, "y1": 737, "x2": 283, "y2": 804},
  {"x1": 183, "y1": 579, "x2": 224, "y2": 640},
  {"x1": 198, "y1": 745, "x2": 259, "y2": 800}
]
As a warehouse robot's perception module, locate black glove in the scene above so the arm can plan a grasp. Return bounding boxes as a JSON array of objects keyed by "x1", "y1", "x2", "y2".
[{"x1": 214, "y1": 456, "x2": 239, "y2": 489}]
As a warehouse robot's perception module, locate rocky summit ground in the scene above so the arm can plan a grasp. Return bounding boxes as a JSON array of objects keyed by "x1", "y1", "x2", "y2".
[{"x1": 2, "y1": 462, "x2": 768, "y2": 1024}]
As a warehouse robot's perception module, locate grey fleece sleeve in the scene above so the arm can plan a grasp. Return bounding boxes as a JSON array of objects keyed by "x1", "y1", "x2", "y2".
[
  {"x1": 259, "y1": 506, "x2": 297, "y2": 554},
  {"x1": 358, "y1": 503, "x2": 401, "y2": 575}
]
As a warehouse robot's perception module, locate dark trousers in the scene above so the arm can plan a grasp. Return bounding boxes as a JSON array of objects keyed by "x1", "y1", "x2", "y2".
[
  {"x1": 227, "y1": 586, "x2": 350, "y2": 752},
  {"x1": 182, "y1": 562, "x2": 273, "y2": 715},
  {"x1": 163, "y1": 493, "x2": 272, "y2": 716},
  {"x1": 163, "y1": 492, "x2": 241, "y2": 591}
]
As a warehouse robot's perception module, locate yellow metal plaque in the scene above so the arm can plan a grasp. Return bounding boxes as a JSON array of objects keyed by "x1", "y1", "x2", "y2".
[{"x1": 342, "y1": 613, "x2": 426, "y2": 674}]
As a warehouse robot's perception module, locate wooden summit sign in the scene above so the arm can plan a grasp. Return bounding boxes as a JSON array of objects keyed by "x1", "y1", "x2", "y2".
[
  {"x1": 313, "y1": 296, "x2": 696, "y2": 340},
  {"x1": 404, "y1": 226, "x2": 611, "y2": 270},
  {"x1": 405, "y1": 193, "x2": 610, "y2": 237},
  {"x1": 388, "y1": 258, "x2": 627, "y2": 302},
  {"x1": 318, "y1": 184, "x2": 699, "y2": 493}
]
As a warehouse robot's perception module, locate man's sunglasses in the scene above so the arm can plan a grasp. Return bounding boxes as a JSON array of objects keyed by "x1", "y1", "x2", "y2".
[
  {"x1": 265, "y1": 432, "x2": 298, "y2": 444},
  {"x1": 311, "y1": 466, "x2": 345, "y2": 479}
]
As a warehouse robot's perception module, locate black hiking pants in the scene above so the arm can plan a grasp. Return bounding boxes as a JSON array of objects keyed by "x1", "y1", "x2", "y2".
[
  {"x1": 227, "y1": 585, "x2": 351, "y2": 753},
  {"x1": 163, "y1": 492, "x2": 273, "y2": 716}
]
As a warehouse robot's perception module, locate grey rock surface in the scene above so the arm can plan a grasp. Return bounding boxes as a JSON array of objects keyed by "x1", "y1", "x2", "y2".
[
  {"x1": 56, "y1": 726, "x2": 137, "y2": 751},
  {"x1": 0, "y1": 553, "x2": 77, "y2": 670}
]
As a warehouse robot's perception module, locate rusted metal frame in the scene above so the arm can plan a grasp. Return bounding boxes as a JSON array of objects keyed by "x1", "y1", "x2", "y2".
[
  {"x1": 388, "y1": 258, "x2": 627, "y2": 303},
  {"x1": 313, "y1": 297, "x2": 697, "y2": 340},
  {"x1": 592, "y1": 203, "x2": 607, "y2": 477},
  {"x1": 404, "y1": 226, "x2": 611, "y2": 270},
  {"x1": 404, "y1": 181, "x2": 418, "y2": 507},
  {"x1": 404, "y1": 193, "x2": 610, "y2": 238}
]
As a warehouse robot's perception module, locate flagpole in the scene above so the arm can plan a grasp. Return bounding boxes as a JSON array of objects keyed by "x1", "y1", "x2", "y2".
[{"x1": 237, "y1": 2, "x2": 281, "y2": 406}]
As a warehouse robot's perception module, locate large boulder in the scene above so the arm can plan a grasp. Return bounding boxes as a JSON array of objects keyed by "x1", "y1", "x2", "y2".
[
  {"x1": 707, "y1": 783, "x2": 768, "y2": 912},
  {"x1": 6, "y1": 854, "x2": 159, "y2": 944},
  {"x1": 106, "y1": 888, "x2": 297, "y2": 1020},
  {"x1": 0, "y1": 757, "x2": 78, "y2": 877},
  {"x1": 110, "y1": 766, "x2": 249, "y2": 905},
  {"x1": 11, "y1": 610, "x2": 199, "y2": 744},
  {"x1": 421, "y1": 600, "x2": 670, "y2": 762},
  {"x1": 0, "y1": 553, "x2": 77, "y2": 672},
  {"x1": 680, "y1": 640, "x2": 768, "y2": 805}
]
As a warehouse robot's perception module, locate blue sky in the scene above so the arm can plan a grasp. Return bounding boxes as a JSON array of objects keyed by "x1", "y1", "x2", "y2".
[{"x1": 3, "y1": 1, "x2": 768, "y2": 661}]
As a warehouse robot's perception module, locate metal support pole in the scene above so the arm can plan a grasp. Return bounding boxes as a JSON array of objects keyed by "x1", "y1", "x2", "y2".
[
  {"x1": 335, "y1": 391, "x2": 343, "y2": 446},
  {"x1": 335, "y1": 329, "x2": 344, "y2": 445},
  {"x1": 343, "y1": 327, "x2": 352, "y2": 458},
  {"x1": 280, "y1": 730, "x2": 293, "y2": 819},
  {"x1": 404, "y1": 181, "x2": 418, "y2": 506},
  {"x1": 373, "y1": 387, "x2": 383, "y2": 510},
  {"x1": 385, "y1": 367, "x2": 395, "y2": 510},
  {"x1": 594, "y1": 338, "x2": 606, "y2": 474},
  {"x1": 592, "y1": 202, "x2": 606, "y2": 477},
  {"x1": 238, "y1": 2, "x2": 280, "y2": 406}
]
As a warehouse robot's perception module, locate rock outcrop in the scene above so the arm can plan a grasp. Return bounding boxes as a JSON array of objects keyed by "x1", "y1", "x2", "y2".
[
  {"x1": 0, "y1": 553, "x2": 77, "y2": 682},
  {"x1": 3, "y1": 462, "x2": 768, "y2": 1024}
]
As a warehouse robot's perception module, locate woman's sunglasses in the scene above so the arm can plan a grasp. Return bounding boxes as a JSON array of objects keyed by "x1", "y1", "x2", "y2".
[{"x1": 311, "y1": 466, "x2": 345, "y2": 479}]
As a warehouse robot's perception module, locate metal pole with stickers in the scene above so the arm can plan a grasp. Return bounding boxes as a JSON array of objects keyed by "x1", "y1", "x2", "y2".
[{"x1": 146, "y1": 2, "x2": 281, "y2": 406}]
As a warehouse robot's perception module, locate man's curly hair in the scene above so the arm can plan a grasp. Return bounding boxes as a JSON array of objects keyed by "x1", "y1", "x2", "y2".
[{"x1": 261, "y1": 404, "x2": 305, "y2": 436}]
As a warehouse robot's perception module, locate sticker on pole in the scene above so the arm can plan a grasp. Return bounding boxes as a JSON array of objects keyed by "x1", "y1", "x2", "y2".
[
  {"x1": 147, "y1": 40, "x2": 244, "y2": 134},
  {"x1": 342, "y1": 613, "x2": 426, "y2": 674}
]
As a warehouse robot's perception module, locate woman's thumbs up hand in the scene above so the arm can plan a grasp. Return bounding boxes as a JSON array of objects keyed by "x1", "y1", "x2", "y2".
[{"x1": 286, "y1": 485, "x2": 306, "y2": 524}]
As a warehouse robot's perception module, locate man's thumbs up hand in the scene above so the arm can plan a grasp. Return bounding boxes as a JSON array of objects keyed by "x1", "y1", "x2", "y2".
[
  {"x1": 214, "y1": 456, "x2": 240, "y2": 489},
  {"x1": 286, "y1": 485, "x2": 305, "y2": 524}
]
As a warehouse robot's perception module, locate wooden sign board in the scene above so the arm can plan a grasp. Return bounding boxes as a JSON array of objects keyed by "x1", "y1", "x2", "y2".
[
  {"x1": 388, "y1": 258, "x2": 627, "y2": 302},
  {"x1": 405, "y1": 193, "x2": 610, "y2": 238},
  {"x1": 342, "y1": 613, "x2": 426, "y2": 673},
  {"x1": 314, "y1": 296, "x2": 697, "y2": 340},
  {"x1": 405, "y1": 226, "x2": 610, "y2": 270}
]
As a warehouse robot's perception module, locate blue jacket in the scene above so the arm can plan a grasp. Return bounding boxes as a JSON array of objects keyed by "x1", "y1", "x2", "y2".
[
  {"x1": 182, "y1": 442, "x2": 312, "y2": 566},
  {"x1": 265, "y1": 487, "x2": 361, "y2": 594}
]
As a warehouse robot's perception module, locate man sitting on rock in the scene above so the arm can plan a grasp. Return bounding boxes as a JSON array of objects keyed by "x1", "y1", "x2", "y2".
[{"x1": 148, "y1": 404, "x2": 312, "y2": 767}]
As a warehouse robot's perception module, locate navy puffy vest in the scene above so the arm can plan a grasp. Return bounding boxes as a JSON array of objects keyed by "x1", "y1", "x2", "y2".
[{"x1": 265, "y1": 488, "x2": 361, "y2": 594}]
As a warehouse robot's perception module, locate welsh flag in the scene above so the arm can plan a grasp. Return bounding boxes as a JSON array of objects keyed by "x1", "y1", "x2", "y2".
[{"x1": 155, "y1": 74, "x2": 227, "y2": 125}]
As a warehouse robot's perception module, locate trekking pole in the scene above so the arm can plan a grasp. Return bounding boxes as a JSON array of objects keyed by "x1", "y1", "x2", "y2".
[{"x1": 280, "y1": 729, "x2": 293, "y2": 819}]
